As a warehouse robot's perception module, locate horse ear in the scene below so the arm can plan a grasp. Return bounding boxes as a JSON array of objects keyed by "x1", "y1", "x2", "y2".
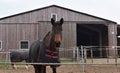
[
  {"x1": 51, "y1": 18, "x2": 55, "y2": 25},
  {"x1": 60, "y1": 18, "x2": 64, "y2": 25}
]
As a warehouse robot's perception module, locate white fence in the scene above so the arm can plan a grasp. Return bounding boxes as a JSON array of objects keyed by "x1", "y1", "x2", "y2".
[{"x1": 0, "y1": 46, "x2": 120, "y2": 73}]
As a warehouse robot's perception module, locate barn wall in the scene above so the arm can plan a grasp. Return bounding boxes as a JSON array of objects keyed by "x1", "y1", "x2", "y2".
[
  {"x1": 0, "y1": 21, "x2": 77, "y2": 51},
  {"x1": 0, "y1": 6, "x2": 109, "y2": 51},
  {"x1": 61, "y1": 22, "x2": 76, "y2": 48},
  {"x1": 0, "y1": 23, "x2": 38, "y2": 51},
  {"x1": 0, "y1": 7, "x2": 104, "y2": 23},
  {"x1": 0, "y1": 5, "x2": 118, "y2": 58},
  {"x1": 38, "y1": 22, "x2": 52, "y2": 39},
  {"x1": 38, "y1": 21, "x2": 77, "y2": 48}
]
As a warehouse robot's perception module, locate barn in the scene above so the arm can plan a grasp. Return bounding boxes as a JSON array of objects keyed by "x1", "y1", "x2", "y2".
[{"x1": 0, "y1": 5, "x2": 119, "y2": 57}]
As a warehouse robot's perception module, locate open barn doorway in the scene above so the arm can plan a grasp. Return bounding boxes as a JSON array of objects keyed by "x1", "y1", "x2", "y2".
[
  {"x1": 76, "y1": 24, "x2": 108, "y2": 58},
  {"x1": 117, "y1": 26, "x2": 120, "y2": 56}
]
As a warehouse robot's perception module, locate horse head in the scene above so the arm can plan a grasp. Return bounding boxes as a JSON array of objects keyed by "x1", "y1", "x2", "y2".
[
  {"x1": 43, "y1": 18, "x2": 64, "y2": 51},
  {"x1": 51, "y1": 18, "x2": 64, "y2": 48}
]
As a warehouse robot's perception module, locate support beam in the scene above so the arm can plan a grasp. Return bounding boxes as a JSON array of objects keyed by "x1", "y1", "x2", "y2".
[{"x1": 108, "y1": 23, "x2": 117, "y2": 58}]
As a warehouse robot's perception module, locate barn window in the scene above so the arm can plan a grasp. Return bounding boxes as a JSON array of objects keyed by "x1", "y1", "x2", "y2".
[
  {"x1": 20, "y1": 40, "x2": 29, "y2": 49},
  {"x1": 51, "y1": 13, "x2": 57, "y2": 21},
  {"x1": 0, "y1": 41, "x2": 2, "y2": 50}
]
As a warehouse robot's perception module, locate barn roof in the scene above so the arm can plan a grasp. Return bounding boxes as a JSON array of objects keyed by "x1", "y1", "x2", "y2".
[{"x1": 0, "y1": 5, "x2": 117, "y2": 24}]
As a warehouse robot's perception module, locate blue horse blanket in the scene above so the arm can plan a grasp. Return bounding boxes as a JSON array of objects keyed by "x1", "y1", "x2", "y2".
[{"x1": 29, "y1": 40, "x2": 60, "y2": 66}]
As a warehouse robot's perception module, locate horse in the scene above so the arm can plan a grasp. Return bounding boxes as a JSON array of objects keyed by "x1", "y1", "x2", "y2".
[
  {"x1": 10, "y1": 50, "x2": 29, "y2": 69},
  {"x1": 29, "y1": 18, "x2": 64, "y2": 73}
]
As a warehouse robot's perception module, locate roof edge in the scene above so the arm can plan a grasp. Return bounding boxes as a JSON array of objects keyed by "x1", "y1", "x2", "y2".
[
  {"x1": 0, "y1": 5, "x2": 55, "y2": 20},
  {"x1": 0, "y1": 5, "x2": 117, "y2": 24},
  {"x1": 52, "y1": 5, "x2": 117, "y2": 24}
]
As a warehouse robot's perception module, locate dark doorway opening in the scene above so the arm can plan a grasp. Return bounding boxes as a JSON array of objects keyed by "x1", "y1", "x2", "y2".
[
  {"x1": 117, "y1": 26, "x2": 120, "y2": 57},
  {"x1": 76, "y1": 24, "x2": 108, "y2": 58},
  {"x1": 77, "y1": 25, "x2": 99, "y2": 46}
]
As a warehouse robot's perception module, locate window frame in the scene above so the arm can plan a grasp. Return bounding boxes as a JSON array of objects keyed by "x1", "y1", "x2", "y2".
[
  {"x1": 20, "y1": 40, "x2": 29, "y2": 50},
  {"x1": 51, "y1": 13, "x2": 57, "y2": 21}
]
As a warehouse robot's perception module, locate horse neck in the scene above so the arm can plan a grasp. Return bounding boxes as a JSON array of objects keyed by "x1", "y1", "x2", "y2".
[
  {"x1": 43, "y1": 31, "x2": 52, "y2": 47},
  {"x1": 43, "y1": 31, "x2": 56, "y2": 51}
]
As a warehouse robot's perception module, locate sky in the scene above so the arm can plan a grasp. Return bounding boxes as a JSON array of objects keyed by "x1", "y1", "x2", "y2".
[{"x1": 0, "y1": 0, "x2": 120, "y2": 23}]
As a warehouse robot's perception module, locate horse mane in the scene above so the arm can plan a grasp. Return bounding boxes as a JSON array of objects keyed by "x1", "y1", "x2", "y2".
[
  {"x1": 43, "y1": 31, "x2": 51, "y2": 41},
  {"x1": 43, "y1": 31, "x2": 52, "y2": 47}
]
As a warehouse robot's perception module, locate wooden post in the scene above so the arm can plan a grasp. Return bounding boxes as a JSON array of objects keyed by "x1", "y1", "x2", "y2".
[
  {"x1": 106, "y1": 47, "x2": 109, "y2": 63},
  {"x1": 84, "y1": 48, "x2": 87, "y2": 63},
  {"x1": 72, "y1": 47, "x2": 76, "y2": 61},
  {"x1": 81, "y1": 46, "x2": 85, "y2": 73},
  {"x1": 115, "y1": 46, "x2": 118, "y2": 64},
  {"x1": 91, "y1": 48, "x2": 93, "y2": 63},
  {"x1": 76, "y1": 47, "x2": 80, "y2": 61}
]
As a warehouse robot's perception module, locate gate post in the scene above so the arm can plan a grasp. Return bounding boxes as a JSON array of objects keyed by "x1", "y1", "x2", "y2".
[
  {"x1": 72, "y1": 47, "x2": 76, "y2": 60},
  {"x1": 76, "y1": 47, "x2": 80, "y2": 61},
  {"x1": 81, "y1": 46, "x2": 85, "y2": 73}
]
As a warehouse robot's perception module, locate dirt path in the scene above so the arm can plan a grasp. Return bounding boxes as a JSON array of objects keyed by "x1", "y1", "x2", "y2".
[{"x1": 1, "y1": 65, "x2": 120, "y2": 73}]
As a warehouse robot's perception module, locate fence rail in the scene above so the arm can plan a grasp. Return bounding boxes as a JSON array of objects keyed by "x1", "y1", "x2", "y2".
[{"x1": 1, "y1": 46, "x2": 120, "y2": 73}]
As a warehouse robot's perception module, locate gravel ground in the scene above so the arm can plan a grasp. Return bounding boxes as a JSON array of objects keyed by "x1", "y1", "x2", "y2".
[{"x1": 1, "y1": 58, "x2": 120, "y2": 73}]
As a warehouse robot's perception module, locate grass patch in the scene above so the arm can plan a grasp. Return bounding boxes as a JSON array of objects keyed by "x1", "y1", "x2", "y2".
[
  {"x1": 0, "y1": 63, "x2": 11, "y2": 69},
  {"x1": 60, "y1": 58, "x2": 80, "y2": 63},
  {"x1": 61, "y1": 59, "x2": 73, "y2": 62}
]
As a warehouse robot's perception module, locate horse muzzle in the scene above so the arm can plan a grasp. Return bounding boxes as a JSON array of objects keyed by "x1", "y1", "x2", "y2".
[{"x1": 54, "y1": 34, "x2": 62, "y2": 43}]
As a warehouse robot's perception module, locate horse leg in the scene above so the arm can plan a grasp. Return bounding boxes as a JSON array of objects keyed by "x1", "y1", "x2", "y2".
[
  {"x1": 51, "y1": 67, "x2": 57, "y2": 73},
  {"x1": 14, "y1": 64, "x2": 17, "y2": 69},
  {"x1": 34, "y1": 65, "x2": 40, "y2": 73},
  {"x1": 40, "y1": 66, "x2": 46, "y2": 73},
  {"x1": 25, "y1": 64, "x2": 29, "y2": 70},
  {"x1": 12, "y1": 64, "x2": 17, "y2": 69},
  {"x1": 34, "y1": 65, "x2": 46, "y2": 73},
  {"x1": 11, "y1": 64, "x2": 14, "y2": 69}
]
